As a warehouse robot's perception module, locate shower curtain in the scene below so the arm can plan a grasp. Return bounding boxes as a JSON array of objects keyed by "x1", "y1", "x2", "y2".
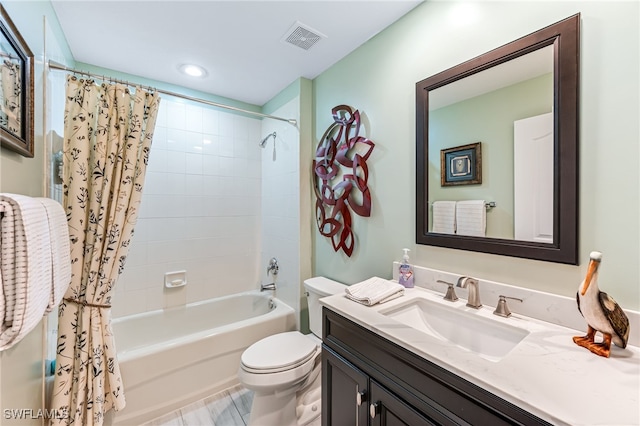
[{"x1": 50, "y1": 76, "x2": 160, "y2": 425}]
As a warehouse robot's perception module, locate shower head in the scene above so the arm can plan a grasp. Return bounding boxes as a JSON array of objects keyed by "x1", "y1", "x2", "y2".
[{"x1": 259, "y1": 132, "x2": 277, "y2": 148}]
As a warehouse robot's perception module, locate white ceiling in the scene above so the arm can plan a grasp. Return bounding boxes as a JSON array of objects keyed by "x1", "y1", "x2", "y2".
[{"x1": 50, "y1": 0, "x2": 423, "y2": 106}]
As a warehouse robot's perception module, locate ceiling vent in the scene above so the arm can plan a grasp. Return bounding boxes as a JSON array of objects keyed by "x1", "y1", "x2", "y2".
[{"x1": 282, "y1": 21, "x2": 326, "y2": 51}]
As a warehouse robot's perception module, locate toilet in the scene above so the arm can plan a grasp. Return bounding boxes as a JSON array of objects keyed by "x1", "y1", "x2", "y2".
[{"x1": 238, "y1": 277, "x2": 347, "y2": 426}]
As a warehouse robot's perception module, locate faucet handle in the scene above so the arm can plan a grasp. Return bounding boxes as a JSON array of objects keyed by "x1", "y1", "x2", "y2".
[
  {"x1": 267, "y1": 258, "x2": 279, "y2": 276},
  {"x1": 436, "y1": 280, "x2": 458, "y2": 302},
  {"x1": 493, "y1": 295, "x2": 523, "y2": 318}
]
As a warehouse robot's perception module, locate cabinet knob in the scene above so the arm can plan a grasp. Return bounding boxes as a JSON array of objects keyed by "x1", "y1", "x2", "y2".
[
  {"x1": 370, "y1": 402, "x2": 379, "y2": 419},
  {"x1": 356, "y1": 390, "x2": 367, "y2": 406}
]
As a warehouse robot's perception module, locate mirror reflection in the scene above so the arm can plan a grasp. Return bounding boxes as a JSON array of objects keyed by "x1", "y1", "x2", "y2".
[
  {"x1": 428, "y1": 45, "x2": 554, "y2": 242},
  {"x1": 0, "y1": 35, "x2": 22, "y2": 136}
]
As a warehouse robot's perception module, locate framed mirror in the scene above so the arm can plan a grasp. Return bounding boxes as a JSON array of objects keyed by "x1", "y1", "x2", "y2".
[
  {"x1": 416, "y1": 14, "x2": 579, "y2": 264},
  {"x1": 0, "y1": 4, "x2": 34, "y2": 157}
]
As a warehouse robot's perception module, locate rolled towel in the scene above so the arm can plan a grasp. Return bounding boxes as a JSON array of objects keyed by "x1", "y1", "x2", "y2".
[{"x1": 345, "y1": 277, "x2": 404, "y2": 306}]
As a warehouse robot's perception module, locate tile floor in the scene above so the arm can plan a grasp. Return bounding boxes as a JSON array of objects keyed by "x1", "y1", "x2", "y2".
[{"x1": 142, "y1": 384, "x2": 254, "y2": 426}]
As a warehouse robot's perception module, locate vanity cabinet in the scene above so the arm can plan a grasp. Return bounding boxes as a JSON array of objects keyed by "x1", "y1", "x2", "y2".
[{"x1": 321, "y1": 308, "x2": 551, "y2": 426}]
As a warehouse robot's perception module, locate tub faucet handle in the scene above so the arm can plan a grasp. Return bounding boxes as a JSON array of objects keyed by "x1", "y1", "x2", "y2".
[{"x1": 267, "y1": 258, "x2": 279, "y2": 276}]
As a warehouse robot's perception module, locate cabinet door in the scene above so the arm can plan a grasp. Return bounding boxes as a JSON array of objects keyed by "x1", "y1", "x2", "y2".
[
  {"x1": 369, "y1": 380, "x2": 437, "y2": 426},
  {"x1": 322, "y1": 347, "x2": 369, "y2": 426}
]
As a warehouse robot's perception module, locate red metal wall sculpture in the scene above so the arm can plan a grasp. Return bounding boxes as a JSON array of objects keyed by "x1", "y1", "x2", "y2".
[{"x1": 313, "y1": 105, "x2": 375, "y2": 257}]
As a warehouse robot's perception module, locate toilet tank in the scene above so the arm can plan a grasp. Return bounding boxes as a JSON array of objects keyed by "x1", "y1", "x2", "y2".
[{"x1": 304, "y1": 277, "x2": 347, "y2": 338}]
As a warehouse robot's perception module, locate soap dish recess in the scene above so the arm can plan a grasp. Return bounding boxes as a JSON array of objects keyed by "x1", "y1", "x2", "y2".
[{"x1": 165, "y1": 270, "x2": 187, "y2": 288}]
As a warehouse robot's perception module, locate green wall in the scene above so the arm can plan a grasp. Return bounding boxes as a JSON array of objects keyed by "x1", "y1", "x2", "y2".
[{"x1": 312, "y1": 1, "x2": 640, "y2": 311}]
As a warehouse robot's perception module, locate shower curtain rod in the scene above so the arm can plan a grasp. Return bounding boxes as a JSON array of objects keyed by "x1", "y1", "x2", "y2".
[{"x1": 47, "y1": 60, "x2": 298, "y2": 126}]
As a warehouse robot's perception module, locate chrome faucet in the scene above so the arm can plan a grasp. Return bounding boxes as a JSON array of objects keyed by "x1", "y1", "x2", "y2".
[
  {"x1": 456, "y1": 276, "x2": 482, "y2": 309},
  {"x1": 266, "y1": 258, "x2": 279, "y2": 276},
  {"x1": 261, "y1": 282, "x2": 276, "y2": 292}
]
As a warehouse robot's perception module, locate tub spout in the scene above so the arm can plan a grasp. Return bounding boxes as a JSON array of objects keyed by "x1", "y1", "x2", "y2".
[{"x1": 261, "y1": 282, "x2": 276, "y2": 292}]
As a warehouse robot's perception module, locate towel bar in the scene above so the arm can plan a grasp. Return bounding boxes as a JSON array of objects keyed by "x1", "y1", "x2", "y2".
[{"x1": 430, "y1": 201, "x2": 496, "y2": 209}]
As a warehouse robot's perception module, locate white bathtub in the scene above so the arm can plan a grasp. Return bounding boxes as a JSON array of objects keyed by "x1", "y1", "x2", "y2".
[{"x1": 110, "y1": 291, "x2": 296, "y2": 425}]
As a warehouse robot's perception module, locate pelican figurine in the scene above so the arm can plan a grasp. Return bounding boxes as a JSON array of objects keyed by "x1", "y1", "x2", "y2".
[{"x1": 573, "y1": 251, "x2": 629, "y2": 358}]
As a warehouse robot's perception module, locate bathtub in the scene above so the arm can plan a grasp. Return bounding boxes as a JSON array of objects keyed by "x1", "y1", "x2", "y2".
[{"x1": 110, "y1": 291, "x2": 296, "y2": 425}]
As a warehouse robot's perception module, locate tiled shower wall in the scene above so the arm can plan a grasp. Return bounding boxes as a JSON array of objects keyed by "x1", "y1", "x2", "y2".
[
  {"x1": 260, "y1": 98, "x2": 302, "y2": 325},
  {"x1": 111, "y1": 98, "x2": 263, "y2": 318}
]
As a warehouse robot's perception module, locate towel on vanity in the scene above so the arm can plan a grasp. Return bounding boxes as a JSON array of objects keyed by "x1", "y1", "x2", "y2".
[
  {"x1": 456, "y1": 200, "x2": 486, "y2": 237},
  {"x1": 345, "y1": 277, "x2": 404, "y2": 306},
  {"x1": 432, "y1": 201, "x2": 456, "y2": 234}
]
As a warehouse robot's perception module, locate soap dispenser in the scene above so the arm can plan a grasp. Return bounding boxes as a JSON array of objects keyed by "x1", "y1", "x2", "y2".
[{"x1": 398, "y1": 248, "x2": 414, "y2": 288}]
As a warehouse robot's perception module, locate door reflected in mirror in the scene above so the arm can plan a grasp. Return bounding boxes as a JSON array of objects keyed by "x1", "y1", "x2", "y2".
[{"x1": 416, "y1": 14, "x2": 579, "y2": 264}]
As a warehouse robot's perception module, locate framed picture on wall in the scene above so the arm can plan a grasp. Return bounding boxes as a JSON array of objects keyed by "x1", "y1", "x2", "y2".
[
  {"x1": 440, "y1": 142, "x2": 482, "y2": 186},
  {"x1": 0, "y1": 4, "x2": 34, "y2": 157}
]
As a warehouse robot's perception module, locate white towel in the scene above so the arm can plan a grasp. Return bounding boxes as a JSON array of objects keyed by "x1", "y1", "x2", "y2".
[
  {"x1": 38, "y1": 198, "x2": 71, "y2": 314},
  {"x1": 345, "y1": 277, "x2": 404, "y2": 306},
  {"x1": 0, "y1": 194, "x2": 54, "y2": 350},
  {"x1": 456, "y1": 200, "x2": 486, "y2": 237},
  {"x1": 432, "y1": 201, "x2": 456, "y2": 234}
]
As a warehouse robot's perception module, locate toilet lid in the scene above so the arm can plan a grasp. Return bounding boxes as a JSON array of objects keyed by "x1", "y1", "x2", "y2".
[{"x1": 241, "y1": 331, "x2": 319, "y2": 373}]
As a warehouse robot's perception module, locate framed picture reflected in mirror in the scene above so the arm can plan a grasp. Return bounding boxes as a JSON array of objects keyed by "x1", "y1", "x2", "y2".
[
  {"x1": 0, "y1": 4, "x2": 33, "y2": 157},
  {"x1": 440, "y1": 142, "x2": 482, "y2": 186}
]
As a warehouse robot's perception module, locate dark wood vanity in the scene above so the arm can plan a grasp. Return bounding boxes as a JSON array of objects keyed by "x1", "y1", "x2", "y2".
[{"x1": 321, "y1": 307, "x2": 551, "y2": 426}]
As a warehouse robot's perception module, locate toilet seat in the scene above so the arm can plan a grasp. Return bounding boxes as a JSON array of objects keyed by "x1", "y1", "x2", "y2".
[{"x1": 241, "y1": 331, "x2": 319, "y2": 374}]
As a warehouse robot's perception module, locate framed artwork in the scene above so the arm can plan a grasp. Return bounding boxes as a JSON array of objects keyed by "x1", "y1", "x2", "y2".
[
  {"x1": 440, "y1": 142, "x2": 482, "y2": 186},
  {"x1": 0, "y1": 4, "x2": 34, "y2": 157}
]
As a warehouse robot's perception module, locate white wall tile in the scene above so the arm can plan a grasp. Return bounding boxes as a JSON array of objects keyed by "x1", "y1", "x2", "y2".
[
  {"x1": 185, "y1": 174, "x2": 204, "y2": 196},
  {"x1": 185, "y1": 131, "x2": 203, "y2": 153},
  {"x1": 186, "y1": 153, "x2": 203, "y2": 175},
  {"x1": 152, "y1": 126, "x2": 168, "y2": 150},
  {"x1": 202, "y1": 108, "x2": 219, "y2": 135},
  {"x1": 167, "y1": 101, "x2": 186, "y2": 130},
  {"x1": 219, "y1": 113, "x2": 234, "y2": 137},
  {"x1": 185, "y1": 104, "x2": 203, "y2": 132},
  {"x1": 219, "y1": 136, "x2": 234, "y2": 157},
  {"x1": 166, "y1": 151, "x2": 186, "y2": 173},
  {"x1": 202, "y1": 134, "x2": 219, "y2": 155},
  {"x1": 116, "y1": 108, "x2": 265, "y2": 318},
  {"x1": 147, "y1": 149, "x2": 168, "y2": 173},
  {"x1": 167, "y1": 128, "x2": 187, "y2": 152},
  {"x1": 165, "y1": 173, "x2": 186, "y2": 195}
]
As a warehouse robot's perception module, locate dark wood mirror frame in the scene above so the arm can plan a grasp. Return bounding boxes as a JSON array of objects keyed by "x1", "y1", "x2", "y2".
[
  {"x1": 0, "y1": 4, "x2": 34, "y2": 157},
  {"x1": 416, "y1": 14, "x2": 579, "y2": 265}
]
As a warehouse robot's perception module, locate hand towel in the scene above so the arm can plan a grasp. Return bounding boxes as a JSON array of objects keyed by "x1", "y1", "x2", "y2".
[
  {"x1": 38, "y1": 198, "x2": 71, "y2": 314},
  {"x1": 456, "y1": 200, "x2": 486, "y2": 237},
  {"x1": 0, "y1": 194, "x2": 53, "y2": 350},
  {"x1": 432, "y1": 201, "x2": 456, "y2": 234},
  {"x1": 345, "y1": 277, "x2": 404, "y2": 306}
]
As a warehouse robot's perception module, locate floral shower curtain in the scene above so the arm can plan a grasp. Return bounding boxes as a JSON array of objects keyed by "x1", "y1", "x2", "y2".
[{"x1": 50, "y1": 75, "x2": 160, "y2": 425}]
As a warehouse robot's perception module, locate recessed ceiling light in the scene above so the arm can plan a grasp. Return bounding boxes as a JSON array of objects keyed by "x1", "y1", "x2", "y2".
[{"x1": 178, "y1": 64, "x2": 207, "y2": 78}]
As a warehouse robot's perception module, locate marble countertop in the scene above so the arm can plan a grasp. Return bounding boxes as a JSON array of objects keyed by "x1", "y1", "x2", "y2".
[{"x1": 321, "y1": 285, "x2": 640, "y2": 426}]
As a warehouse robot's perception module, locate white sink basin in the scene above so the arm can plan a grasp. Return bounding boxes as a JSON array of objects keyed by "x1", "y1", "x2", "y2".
[{"x1": 380, "y1": 298, "x2": 529, "y2": 362}]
